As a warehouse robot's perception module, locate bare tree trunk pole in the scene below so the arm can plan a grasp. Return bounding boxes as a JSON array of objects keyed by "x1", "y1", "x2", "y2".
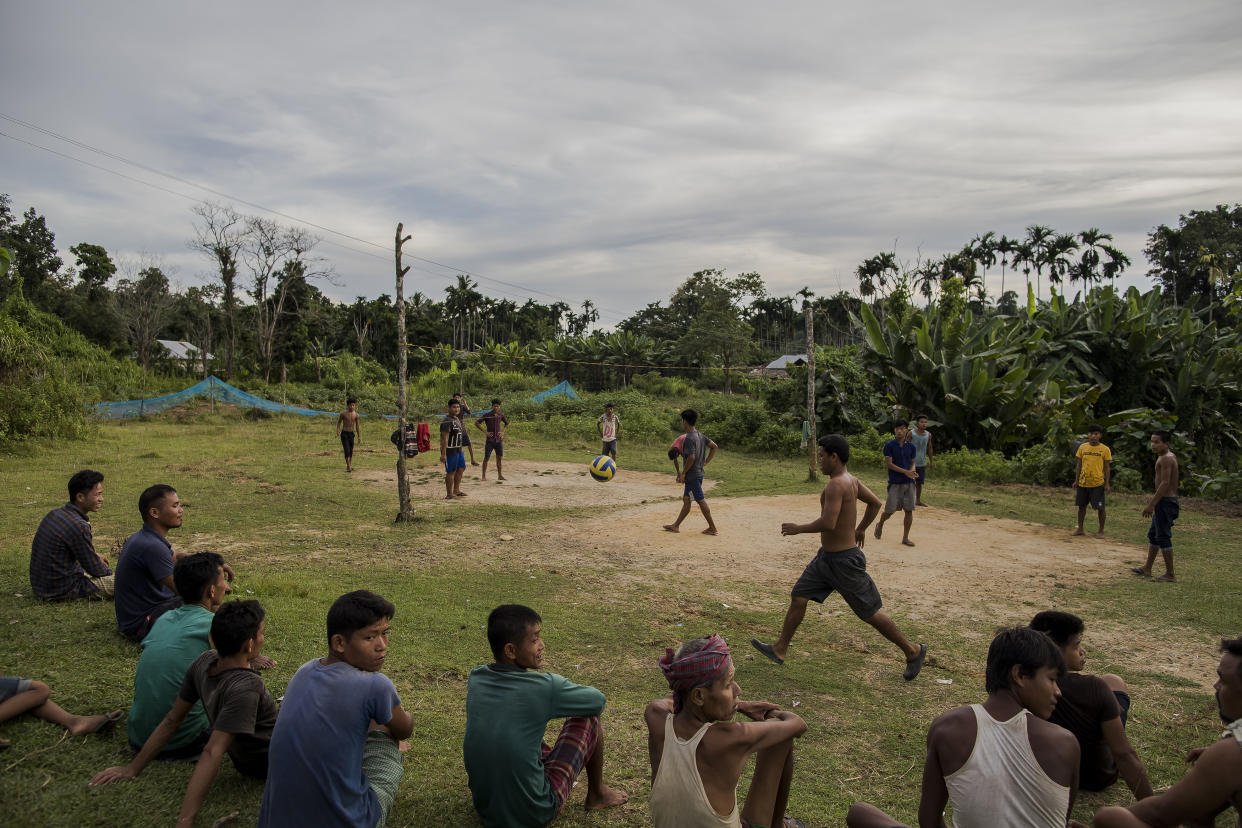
[
  {"x1": 805, "y1": 305, "x2": 817, "y2": 482},
  {"x1": 394, "y1": 223, "x2": 414, "y2": 522}
]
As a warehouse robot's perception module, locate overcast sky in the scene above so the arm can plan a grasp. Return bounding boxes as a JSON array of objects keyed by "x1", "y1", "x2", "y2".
[{"x1": 3, "y1": 2, "x2": 1240, "y2": 326}]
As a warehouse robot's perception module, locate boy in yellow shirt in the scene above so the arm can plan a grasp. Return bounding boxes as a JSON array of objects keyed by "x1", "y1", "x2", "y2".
[{"x1": 1073, "y1": 425, "x2": 1112, "y2": 537}]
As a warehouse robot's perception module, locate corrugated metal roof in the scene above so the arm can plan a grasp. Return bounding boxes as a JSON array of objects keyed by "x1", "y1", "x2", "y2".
[
  {"x1": 156, "y1": 340, "x2": 214, "y2": 361},
  {"x1": 764, "y1": 354, "x2": 808, "y2": 370}
]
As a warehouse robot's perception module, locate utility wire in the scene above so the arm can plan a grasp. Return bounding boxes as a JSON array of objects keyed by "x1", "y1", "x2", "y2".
[{"x1": 0, "y1": 113, "x2": 632, "y2": 323}]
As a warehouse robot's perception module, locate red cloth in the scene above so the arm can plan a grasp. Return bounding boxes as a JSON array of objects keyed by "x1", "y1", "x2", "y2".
[
  {"x1": 659, "y1": 634, "x2": 731, "y2": 711},
  {"x1": 416, "y1": 422, "x2": 431, "y2": 453}
]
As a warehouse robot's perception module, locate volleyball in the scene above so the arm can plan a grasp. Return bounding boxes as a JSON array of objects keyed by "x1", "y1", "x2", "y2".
[{"x1": 589, "y1": 455, "x2": 616, "y2": 482}]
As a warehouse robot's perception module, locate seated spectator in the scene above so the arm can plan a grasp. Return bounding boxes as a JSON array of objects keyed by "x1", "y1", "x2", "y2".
[
  {"x1": 126, "y1": 553, "x2": 236, "y2": 759},
  {"x1": 258, "y1": 591, "x2": 412, "y2": 828},
  {"x1": 463, "y1": 604, "x2": 628, "y2": 827},
  {"x1": 91, "y1": 600, "x2": 278, "y2": 827},
  {"x1": 847, "y1": 626, "x2": 1085, "y2": 828},
  {"x1": 1030, "y1": 610, "x2": 1153, "y2": 799},
  {"x1": 114, "y1": 485, "x2": 195, "y2": 642},
  {"x1": 30, "y1": 469, "x2": 113, "y2": 601},
  {"x1": 1, "y1": 675, "x2": 121, "y2": 750},
  {"x1": 1093, "y1": 636, "x2": 1242, "y2": 828},
  {"x1": 644, "y1": 634, "x2": 807, "y2": 828}
]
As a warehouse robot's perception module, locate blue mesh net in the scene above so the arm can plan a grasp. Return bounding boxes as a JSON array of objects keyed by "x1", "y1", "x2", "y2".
[
  {"x1": 95, "y1": 377, "x2": 579, "y2": 419},
  {"x1": 529, "y1": 380, "x2": 578, "y2": 403},
  {"x1": 94, "y1": 376, "x2": 336, "y2": 419}
]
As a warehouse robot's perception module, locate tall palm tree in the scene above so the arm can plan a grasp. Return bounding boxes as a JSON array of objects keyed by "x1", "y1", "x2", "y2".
[
  {"x1": 1075, "y1": 228, "x2": 1113, "y2": 288},
  {"x1": 1101, "y1": 245, "x2": 1131, "y2": 288},
  {"x1": 996, "y1": 234, "x2": 1017, "y2": 303},
  {"x1": 971, "y1": 231, "x2": 997, "y2": 301},
  {"x1": 1023, "y1": 225, "x2": 1055, "y2": 301},
  {"x1": 1043, "y1": 233, "x2": 1080, "y2": 295}
]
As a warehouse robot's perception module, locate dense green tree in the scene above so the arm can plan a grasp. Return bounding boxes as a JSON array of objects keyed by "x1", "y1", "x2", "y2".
[
  {"x1": 1144, "y1": 204, "x2": 1242, "y2": 306},
  {"x1": 0, "y1": 197, "x2": 64, "y2": 307}
]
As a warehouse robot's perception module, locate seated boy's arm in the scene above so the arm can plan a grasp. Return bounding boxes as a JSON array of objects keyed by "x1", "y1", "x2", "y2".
[
  {"x1": 917, "y1": 718, "x2": 952, "y2": 828},
  {"x1": 387, "y1": 704, "x2": 414, "y2": 741},
  {"x1": 1100, "y1": 715, "x2": 1154, "y2": 799},
  {"x1": 644, "y1": 698, "x2": 674, "y2": 779},
  {"x1": 550, "y1": 675, "x2": 607, "y2": 718},
  {"x1": 90, "y1": 697, "x2": 194, "y2": 785},
  {"x1": 175, "y1": 730, "x2": 235, "y2": 828},
  {"x1": 722, "y1": 712, "x2": 806, "y2": 756},
  {"x1": 1124, "y1": 739, "x2": 1241, "y2": 828}
]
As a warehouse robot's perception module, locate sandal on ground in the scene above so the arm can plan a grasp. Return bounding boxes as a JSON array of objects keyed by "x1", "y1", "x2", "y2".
[
  {"x1": 750, "y1": 638, "x2": 784, "y2": 665},
  {"x1": 904, "y1": 644, "x2": 928, "y2": 681},
  {"x1": 1130, "y1": 566, "x2": 1149, "y2": 576},
  {"x1": 84, "y1": 709, "x2": 124, "y2": 736}
]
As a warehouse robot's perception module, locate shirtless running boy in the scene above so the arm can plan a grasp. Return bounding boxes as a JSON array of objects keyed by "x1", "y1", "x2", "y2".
[
  {"x1": 336, "y1": 398, "x2": 361, "y2": 473},
  {"x1": 645, "y1": 634, "x2": 807, "y2": 828},
  {"x1": 751, "y1": 434, "x2": 927, "y2": 680}
]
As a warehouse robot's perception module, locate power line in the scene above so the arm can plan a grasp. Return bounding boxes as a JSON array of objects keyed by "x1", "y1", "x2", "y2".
[{"x1": 0, "y1": 113, "x2": 632, "y2": 323}]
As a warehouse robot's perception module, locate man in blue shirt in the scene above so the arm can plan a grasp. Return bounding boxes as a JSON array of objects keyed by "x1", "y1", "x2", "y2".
[
  {"x1": 114, "y1": 485, "x2": 193, "y2": 641},
  {"x1": 874, "y1": 419, "x2": 919, "y2": 547}
]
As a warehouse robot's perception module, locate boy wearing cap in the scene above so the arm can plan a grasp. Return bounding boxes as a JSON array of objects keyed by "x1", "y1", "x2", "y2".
[{"x1": 645, "y1": 634, "x2": 807, "y2": 828}]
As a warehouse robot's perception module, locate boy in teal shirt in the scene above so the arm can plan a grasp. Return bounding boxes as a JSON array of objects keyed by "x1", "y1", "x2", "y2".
[
  {"x1": 463, "y1": 604, "x2": 628, "y2": 827},
  {"x1": 126, "y1": 553, "x2": 230, "y2": 757}
]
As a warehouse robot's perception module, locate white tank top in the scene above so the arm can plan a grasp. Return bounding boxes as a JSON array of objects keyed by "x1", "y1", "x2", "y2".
[
  {"x1": 943, "y1": 704, "x2": 1069, "y2": 828},
  {"x1": 649, "y1": 714, "x2": 741, "y2": 828}
]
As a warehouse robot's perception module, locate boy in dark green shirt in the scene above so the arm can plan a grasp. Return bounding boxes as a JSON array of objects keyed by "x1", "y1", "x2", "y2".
[{"x1": 463, "y1": 604, "x2": 627, "y2": 827}]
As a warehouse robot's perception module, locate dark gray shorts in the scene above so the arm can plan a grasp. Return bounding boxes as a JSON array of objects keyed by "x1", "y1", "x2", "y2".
[
  {"x1": 1076, "y1": 485, "x2": 1106, "y2": 510},
  {"x1": 791, "y1": 546, "x2": 882, "y2": 620}
]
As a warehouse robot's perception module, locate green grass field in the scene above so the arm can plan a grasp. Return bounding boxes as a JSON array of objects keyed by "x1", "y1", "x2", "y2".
[{"x1": 1, "y1": 413, "x2": 1238, "y2": 827}]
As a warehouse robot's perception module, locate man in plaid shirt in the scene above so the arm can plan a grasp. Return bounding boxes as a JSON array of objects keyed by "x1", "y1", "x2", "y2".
[{"x1": 30, "y1": 470, "x2": 114, "y2": 601}]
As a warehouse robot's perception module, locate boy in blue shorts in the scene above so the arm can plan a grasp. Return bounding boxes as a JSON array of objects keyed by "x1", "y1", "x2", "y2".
[
  {"x1": 258, "y1": 590, "x2": 412, "y2": 828},
  {"x1": 441, "y1": 398, "x2": 467, "y2": 499},
  {"x1": 664, "y1": 409, "x2": 719, "y2": 536},
  {"x1": 464, "y1": 604, "x2": 628, "y2": 827},
  {"x1": 874, "y1": 420, "x2": 918, "y2": 546}
]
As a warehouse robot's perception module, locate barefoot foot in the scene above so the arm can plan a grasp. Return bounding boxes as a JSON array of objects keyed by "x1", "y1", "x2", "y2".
[
  {"x1": 663, "y1": 524, "x2": 680, "y2": 533},
  {"x1": 1071, "y1": 528, "x2": 1085, "y2": 536},
  {"x1": 901, "y1": 539, "x2": 915, "y2": 547},
  {"x1": 702, "y1": 528, "x2": 718, "y2": 536},
  {"x1": 584, "y1": 785, "x2": 629, "y2": 811},
  {"x1": 69, "y1": 709, "x2": 123, "y2": 736}
]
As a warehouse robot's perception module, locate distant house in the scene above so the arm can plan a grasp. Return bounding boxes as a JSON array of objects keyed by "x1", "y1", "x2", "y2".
[
  {"x1": 755, "y1": 354, "x2": 808, "y2": 378},
  {"x1": 155, "y1": 340, "x2": 213, "y2": 373}
]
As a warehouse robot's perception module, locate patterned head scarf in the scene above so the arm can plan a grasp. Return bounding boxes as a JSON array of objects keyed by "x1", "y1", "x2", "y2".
[{"x1": 659, "y1": 634, "x2": 732, "y2": 712}]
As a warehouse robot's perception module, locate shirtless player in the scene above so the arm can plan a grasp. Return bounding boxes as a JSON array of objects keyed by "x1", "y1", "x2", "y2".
[
  {"x1": 1133, "y1": 431, "x2": 1180, "y2": 582},
  {"x1": 750, "y1": 434, "x2": 927, "y2": 680},
  {"x1": 336, "y1": 398, "x2": 361, "y2": 473}
]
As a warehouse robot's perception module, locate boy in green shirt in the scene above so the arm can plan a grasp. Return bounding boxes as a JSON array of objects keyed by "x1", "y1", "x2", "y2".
[{"x1": 463, "y1": 604, "x2": 628, "y2": 827}]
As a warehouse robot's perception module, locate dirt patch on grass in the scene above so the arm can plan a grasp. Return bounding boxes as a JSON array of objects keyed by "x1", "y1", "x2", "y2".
[
  {"x1": 354, "y1": 463, "x2": 1215, "y2": 687},
  {"x1": 355, "y1": 459, "x2": 714, "y2": 508}
]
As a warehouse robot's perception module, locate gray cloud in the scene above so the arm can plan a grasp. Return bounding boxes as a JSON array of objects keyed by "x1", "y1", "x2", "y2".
[{"x1": 3, "y1": 1, "x2": 1240, "y2": 324}]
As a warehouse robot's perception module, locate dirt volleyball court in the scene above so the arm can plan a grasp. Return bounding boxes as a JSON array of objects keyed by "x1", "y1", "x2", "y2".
[{"x1": 360, "y1": 459, "x2": 1216, "y2": 688}]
